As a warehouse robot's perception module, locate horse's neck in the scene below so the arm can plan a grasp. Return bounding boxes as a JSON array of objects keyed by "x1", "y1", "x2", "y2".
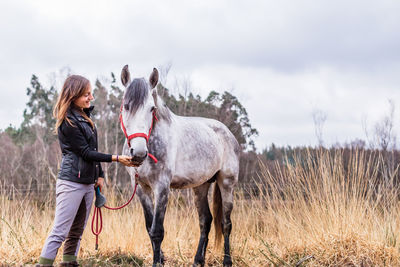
[{"x1": 150, "y1": 114, "x2": 173, "y2": 143}]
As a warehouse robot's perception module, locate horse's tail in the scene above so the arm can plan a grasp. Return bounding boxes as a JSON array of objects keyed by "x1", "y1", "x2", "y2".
[{"x1": 213, "y1": 181, "x2": 223, "y2": 249}]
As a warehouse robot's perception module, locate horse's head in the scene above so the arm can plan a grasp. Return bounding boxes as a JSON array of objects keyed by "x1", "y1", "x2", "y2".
[{"x1": 120, "y1": 65, "x2": 159, "y2": 165}]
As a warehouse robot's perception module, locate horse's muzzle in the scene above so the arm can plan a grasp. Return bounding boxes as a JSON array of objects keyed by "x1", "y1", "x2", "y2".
[{"x1": 131, "y1": 153, "x2": 148, "y2": 165}]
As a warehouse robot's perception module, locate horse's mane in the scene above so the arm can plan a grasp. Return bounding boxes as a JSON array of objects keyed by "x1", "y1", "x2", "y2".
[
  {"x1": 154, "y1": 93, "x2": 172, "y2": 123},
  {"x1": 124, "y1": 77, "x2": 172, "y2": 123},
  {"x1": 124, "y1": 78, "x2": 148, "y2": 115}
]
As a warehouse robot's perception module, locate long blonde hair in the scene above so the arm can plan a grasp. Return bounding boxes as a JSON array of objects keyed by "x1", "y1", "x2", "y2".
[{"x1": 53, "y1": 75, "x2": 94, "y2": 133}]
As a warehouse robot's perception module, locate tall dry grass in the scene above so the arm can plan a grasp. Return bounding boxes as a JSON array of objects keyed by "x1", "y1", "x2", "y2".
[{"x1": 1, "y1": 149, "x2": 400, "y2": 266}]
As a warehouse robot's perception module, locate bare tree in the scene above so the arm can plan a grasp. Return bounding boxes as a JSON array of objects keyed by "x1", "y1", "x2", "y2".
[
  {"x1": 173, "y1": 75, "x2": 193, "y2": 115},
  {"x1": 312, "y1": 108, "x2": 327, "y2": 147},
  {"x1": 373, "y1": 99, "x2": 396, "y2": 151},
  {"x1": 361, "y1": 114, "x2": 374, "y2": 149},
  {"x1": 47, "y1": 66, "x2": 72, "y2": 90},
  {"x1": 158, "y1": 61, "x2": 172, "y2": 87},
  {"x1": 363, "y1": 99, "x2": 397, "y2": 188}
]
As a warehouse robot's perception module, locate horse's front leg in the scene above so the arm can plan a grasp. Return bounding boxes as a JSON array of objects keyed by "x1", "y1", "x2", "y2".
[
  {"x1": 149, "y1": 181, "x2": 170, "y2": 266},
  {"x1": 136, "y1": 183, "x2": 154, "y2": 235},
  {"x1": 137, "y1": 183, "x2": 166, "y2": 264}
]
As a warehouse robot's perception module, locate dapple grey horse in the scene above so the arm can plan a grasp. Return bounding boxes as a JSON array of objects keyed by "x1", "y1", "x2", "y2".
[{"x1": 119, "y1": 65, "x2": 240, "y2": 267}]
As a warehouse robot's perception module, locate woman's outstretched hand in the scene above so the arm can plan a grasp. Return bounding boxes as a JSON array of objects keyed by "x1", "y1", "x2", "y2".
[{"x1": 116, "y1": 155, "x2": 137, "y2": 167}]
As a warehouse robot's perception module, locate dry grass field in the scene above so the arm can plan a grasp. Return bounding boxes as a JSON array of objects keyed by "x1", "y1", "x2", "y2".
[{"x1": 1, "y1": 149, "x2": 400, "y2": 266}]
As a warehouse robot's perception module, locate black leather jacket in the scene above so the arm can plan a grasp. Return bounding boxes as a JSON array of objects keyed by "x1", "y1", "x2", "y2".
[{"x1": 57, "y1": 106, "x2": 112, "y2": 184}]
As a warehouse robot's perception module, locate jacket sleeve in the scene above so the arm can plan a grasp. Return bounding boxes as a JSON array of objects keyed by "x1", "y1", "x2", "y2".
[
  {"x1": 99, "y1": 163, "x2": 105, "y2": 178},
  {"x1": 60, "y1": 121, "x2": 113, "y2": 162}
]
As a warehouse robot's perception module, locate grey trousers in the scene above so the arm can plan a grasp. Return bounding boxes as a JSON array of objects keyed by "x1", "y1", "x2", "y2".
[{"x1": 40, "y1": 179, "x2": 94, "y2": 260}]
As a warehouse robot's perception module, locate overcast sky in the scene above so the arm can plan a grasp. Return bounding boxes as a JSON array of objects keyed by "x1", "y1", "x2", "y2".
[{"x1": 1, "y1": 0, "x2": 400, "y2": 150}]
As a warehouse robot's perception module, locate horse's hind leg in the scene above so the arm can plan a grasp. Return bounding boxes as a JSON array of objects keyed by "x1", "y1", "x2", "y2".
[
  {"x1": 217, "y1": 175, "x2": 236, "y2": 267},
  {"x1": 192, "y1": 182, "x2": 212, "y2": 267}
]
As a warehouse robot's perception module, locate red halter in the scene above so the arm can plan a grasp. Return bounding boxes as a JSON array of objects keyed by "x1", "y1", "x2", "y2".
[{"x1": 119, "y1": 104, "x2": 158, "y2": 163}]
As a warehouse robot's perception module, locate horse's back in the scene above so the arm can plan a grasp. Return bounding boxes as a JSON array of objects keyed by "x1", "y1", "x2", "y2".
[
  {"x1": 177, "y1": 116, "x2": 239, "y2": 158},
  {"x1": 170, "y1": 116, "x2": 240, "y2": 187}
]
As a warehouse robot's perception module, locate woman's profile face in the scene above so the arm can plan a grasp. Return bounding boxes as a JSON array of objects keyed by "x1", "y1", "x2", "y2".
[{"x1": 73, "y1": 85, "x2": 94, "y2": 109}]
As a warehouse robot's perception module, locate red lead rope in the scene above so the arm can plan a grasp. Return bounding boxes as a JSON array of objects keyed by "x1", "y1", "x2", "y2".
[
  {"x1": 91, "y1": 105, "x2": 158, "y2": 250},
  {"x1": 91, "y1": 177, "x2": 138, "y2": 250}
]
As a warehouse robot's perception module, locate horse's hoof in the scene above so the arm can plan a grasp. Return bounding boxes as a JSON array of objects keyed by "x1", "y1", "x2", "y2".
[
  {"x1": 193, "y1": 257, "x2": 205, "y2": 267},
  {"x1": 223, "y1": 258, "x2": 232, "y2": 267},
  {"x1": 160, "y1": 250, "x2": 165, "y2": 264}
]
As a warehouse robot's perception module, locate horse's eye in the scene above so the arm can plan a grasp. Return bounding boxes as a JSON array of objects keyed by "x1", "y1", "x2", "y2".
[{"x1": 151, "y1": 106, "x2": 156, "y2": 112}]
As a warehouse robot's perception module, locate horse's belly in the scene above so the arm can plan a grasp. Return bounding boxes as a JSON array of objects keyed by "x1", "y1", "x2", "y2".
[
  {"x1": 170, "y1": 175, "x2": 198, "y2": 189},
  {"x1": 171, "y1": 162, "x2": 219, "y2": 189}
]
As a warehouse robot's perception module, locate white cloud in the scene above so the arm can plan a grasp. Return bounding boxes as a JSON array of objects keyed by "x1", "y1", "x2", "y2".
[{"x1": 184, "y1": 64, "x2": 400, "y2": 149}]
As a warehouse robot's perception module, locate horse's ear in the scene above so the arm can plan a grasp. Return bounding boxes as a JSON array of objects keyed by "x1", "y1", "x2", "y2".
[
  {"x1": 149, "y1": 68, "x2": 159, "y2": 89},
  {"x1": 121, "y1": 65, "x2": 131, "y2": 87}
]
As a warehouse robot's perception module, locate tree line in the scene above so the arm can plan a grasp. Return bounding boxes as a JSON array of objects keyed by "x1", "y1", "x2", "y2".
[{"x1": 1, "y1": 72, "x2": 399, "y2": 198}]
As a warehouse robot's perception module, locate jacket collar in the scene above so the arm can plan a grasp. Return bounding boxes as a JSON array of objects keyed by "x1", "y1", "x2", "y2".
[
  {"x1": 68, "y1": 105, "x2": 95, "y2": 120},
  {"x1": 83, "y1": 105, "x2": 95, "y2": 117}
]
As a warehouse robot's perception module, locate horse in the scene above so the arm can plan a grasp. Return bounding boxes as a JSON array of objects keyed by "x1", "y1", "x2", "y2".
[{"x1": 119, "y1": 65, "x2": 240, "y2": 267}]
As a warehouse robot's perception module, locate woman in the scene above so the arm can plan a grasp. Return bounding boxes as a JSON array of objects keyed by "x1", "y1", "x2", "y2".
[{"x1": 37, "y1": 75, "x2": 135, "y2": 267}]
